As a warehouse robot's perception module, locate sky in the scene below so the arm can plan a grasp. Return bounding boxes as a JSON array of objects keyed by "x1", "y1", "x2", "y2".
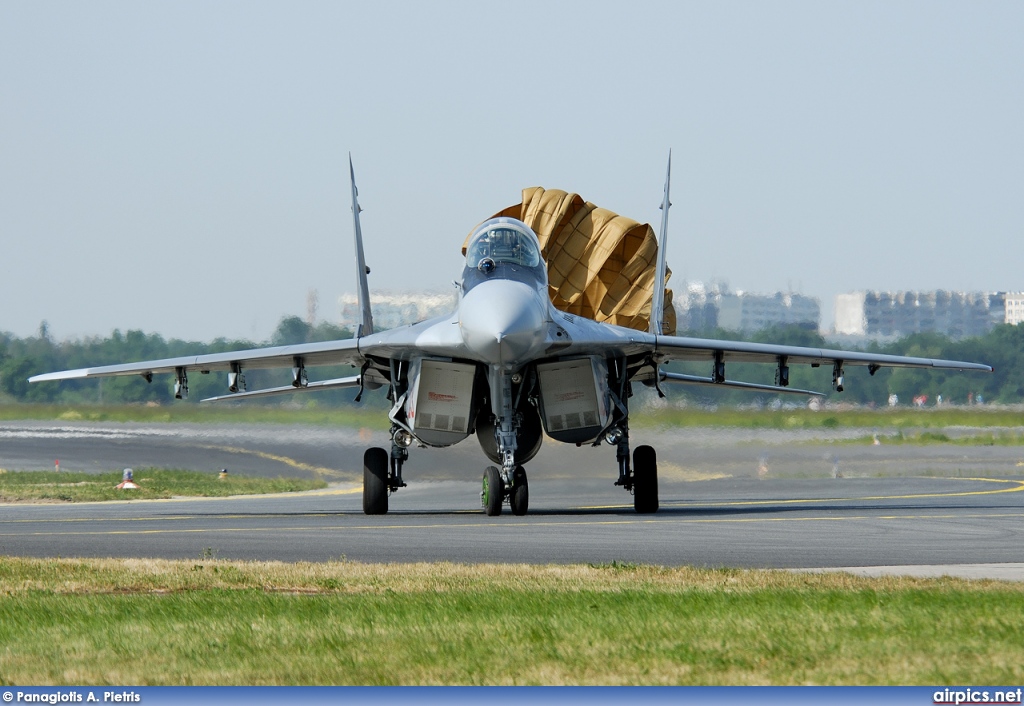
[{"x1": 1, "y1": 1, "x2": 1021, "y2": 342}]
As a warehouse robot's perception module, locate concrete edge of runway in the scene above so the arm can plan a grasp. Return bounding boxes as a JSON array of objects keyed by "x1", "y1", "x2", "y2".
[{"x1": 793, "y1": 564, "x2": 1024, "y2": 581}]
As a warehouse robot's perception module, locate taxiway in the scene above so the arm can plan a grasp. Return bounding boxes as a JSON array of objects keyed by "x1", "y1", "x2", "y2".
[{"x1": 1, "y1": 420, "x2": 1022, "y2": 577}]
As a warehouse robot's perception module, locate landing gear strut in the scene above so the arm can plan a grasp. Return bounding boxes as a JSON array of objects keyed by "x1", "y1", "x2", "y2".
[{"x1": 480, "y1": 367, "x2": 530, "y2": 516}]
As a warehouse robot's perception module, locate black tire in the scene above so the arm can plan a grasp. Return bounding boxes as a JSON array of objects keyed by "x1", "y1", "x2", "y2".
[
  {"x1": 510, "y1": 465, "x2": 529, "y2": 516},
  {"x1": 482, "y1": 465, "x2": 504, "y2": 516},
  {"x1": 363, "y1": 447, "x2": 389, "y2": 515},
  {"x1": 633, "y1": 445, "x2": 659, "y2": 514}
]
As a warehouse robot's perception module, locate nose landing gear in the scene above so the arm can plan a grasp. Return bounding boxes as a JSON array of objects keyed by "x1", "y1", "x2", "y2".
[{"x1": 481, "y1": 464, "x2": 529, "y2": 516}]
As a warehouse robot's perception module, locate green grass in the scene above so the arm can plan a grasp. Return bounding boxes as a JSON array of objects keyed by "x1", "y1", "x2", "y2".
[
  {"x1": 0, "y1": 558, "x2": 1022, "y2": 685},
  {"x1": 0, "y1": 469, "x2": 327, "y2": 502}
]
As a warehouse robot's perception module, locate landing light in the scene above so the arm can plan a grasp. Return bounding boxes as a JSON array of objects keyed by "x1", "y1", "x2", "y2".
[
  {"x1": 604, "y1": 428, "x2": 624, "y2": 445},
  {"x1": 393, "y1": 429, "x2": 414, "y2": 448}
]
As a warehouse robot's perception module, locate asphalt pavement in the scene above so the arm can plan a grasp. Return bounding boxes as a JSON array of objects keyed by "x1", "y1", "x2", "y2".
[{"x1": 1, "y1": 420, "x2": 1022, "y2": 578}]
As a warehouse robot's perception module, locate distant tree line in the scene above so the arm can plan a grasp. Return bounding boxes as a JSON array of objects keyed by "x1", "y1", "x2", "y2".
[
  {"x1": 0, "y1": 317, "x2": 355, "y2": 406},
  {"x1": 665, "y1": 324, "x2": 1022, "y2": 406},
  {"x1": 0, "y1": 317, "x2": 1019, "y2": 408}
]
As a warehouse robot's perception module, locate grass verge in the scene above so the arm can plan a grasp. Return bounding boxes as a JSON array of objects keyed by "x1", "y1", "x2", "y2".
[
  {"x1": 0, "y1": 558, "x2": 1022, "y2": 685},
  {"x1": 0, "y1": 469, "x2": 327, "y2": 502}
]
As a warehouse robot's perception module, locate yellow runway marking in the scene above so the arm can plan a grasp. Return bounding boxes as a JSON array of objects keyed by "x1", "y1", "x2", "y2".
[
  {"x1": 581, "y1": 477, "x2": 1024, "y2": 511},
  {"x1": 197, "y1": 443, "x2": 351, "y2": 480}
]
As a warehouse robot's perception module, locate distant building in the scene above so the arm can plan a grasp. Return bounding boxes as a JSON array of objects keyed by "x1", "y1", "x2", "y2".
[
  {"x1": 676, "y1": 282, "x2": 723, "y2": 331},
  {"x1": 676, "y1": 282, "x2": 820, "y2": 333},
  {"x1": 1005, "y1": 292, "x2": 1024, "y2": 326},
  {"x1": 834, "y1": 290, "x2": 1006, "y2": 338},
  {"x1": 339, "y1": 290, "x2": 457, "y2": 332}
]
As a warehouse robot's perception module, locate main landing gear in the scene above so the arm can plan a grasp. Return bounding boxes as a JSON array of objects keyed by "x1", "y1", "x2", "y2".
[
  {"x1": 362, "y1": 448, "x2": 389, "y2": 515},
  {"x1": 362, "y1": 429, "x2": 409, "y2": 515},
  {"x1": 631, "y1": 445, "x2": 659, "y2": 514},
  {"x1": 613, "y1": 428, "x2": 659, "y2": 514},
  {"x1": 481, "y1": 464, "x2": 529, "y2": 517}
]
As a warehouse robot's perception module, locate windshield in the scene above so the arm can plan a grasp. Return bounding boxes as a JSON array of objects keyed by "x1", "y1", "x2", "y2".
[{"x1": 466, "y1": 225, "x2": 541, "y2": 269}]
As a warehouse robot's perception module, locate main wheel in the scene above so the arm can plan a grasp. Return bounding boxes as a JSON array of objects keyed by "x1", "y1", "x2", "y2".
[
  {"x1": 633, "y1": 445, "x2": 659, "y2": 514},
  {"x1": 363, "y1": 447, "x2": 389, "y2": 515},
  {"x1": 510, "y1": 465, "x2": 529, "y2": 516},
  {"x1": 482, "y1": 465, "x2": 504, "y2": 516}
]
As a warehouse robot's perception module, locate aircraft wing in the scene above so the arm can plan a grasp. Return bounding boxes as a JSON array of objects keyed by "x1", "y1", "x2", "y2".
[
  {"x1": 653, "y1": 334, "x2": 993, "y2": 372},
  {"x1": 28, "y1": 338, "x2": 363, "y2": 383}
]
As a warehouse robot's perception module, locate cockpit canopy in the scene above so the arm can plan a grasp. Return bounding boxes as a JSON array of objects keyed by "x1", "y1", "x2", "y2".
[
  {"x1": 466, "y1": 221, "x2": 542, "y2": 269},
  {"x1": 462, "y1": 218, "x2": 547, "y2": 293}
]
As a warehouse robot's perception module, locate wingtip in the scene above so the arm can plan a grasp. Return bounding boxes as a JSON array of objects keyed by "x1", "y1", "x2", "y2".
[{"x1": 29, "y1": 369, "x2": 89, "y2": 383}]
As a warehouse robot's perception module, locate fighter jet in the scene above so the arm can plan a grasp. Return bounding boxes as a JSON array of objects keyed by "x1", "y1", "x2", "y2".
[{"x1": 31, "y1": 155, "x2": 993, "y2": 516}]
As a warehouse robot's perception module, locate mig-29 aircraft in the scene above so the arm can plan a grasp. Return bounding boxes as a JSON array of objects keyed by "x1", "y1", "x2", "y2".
[{"x1": 31, "y1": 155, "x2": 993, "y2": 516}]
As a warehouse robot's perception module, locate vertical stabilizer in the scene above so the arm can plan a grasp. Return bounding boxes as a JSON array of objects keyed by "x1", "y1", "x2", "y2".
[
  {"x1": 649, "y1": 150, "x2": 672, "y2": 335},
  {"x1": 350, "y1": 154, "x2": 374, "y2": 338}
]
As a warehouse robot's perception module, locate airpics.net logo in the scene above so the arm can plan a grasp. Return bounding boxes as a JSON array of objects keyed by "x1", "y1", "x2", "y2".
[{"x1": 934, "y1": 688, "x2": 1024, "y2": 705}]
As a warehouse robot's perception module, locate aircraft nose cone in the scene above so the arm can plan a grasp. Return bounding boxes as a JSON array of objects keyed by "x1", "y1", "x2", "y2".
[{"x1": 459, "y1": 280, "x2": 547, "y2": 365}]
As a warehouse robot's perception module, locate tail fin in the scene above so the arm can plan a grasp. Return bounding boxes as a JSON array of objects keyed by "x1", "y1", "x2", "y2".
[
  {"x1": 649, "y1": 150, "x2": 672, "y2": 335},
  {"x1": 349, "y1": 154, "x2": 374, "y2": 338}
]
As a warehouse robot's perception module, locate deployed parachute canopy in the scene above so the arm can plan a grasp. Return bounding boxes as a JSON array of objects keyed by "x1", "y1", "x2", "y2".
[{"x1": 464, "y1": 187, "x2": 675, "y2": 334}]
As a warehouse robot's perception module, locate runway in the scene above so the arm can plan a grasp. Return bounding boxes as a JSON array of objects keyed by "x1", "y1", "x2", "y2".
[{"x1": 1, "y1": 420, "x2": 1023, "y2": 576}]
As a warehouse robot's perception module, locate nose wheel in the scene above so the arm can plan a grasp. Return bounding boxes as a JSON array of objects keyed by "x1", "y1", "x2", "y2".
[
  {"x1": 510, "y1": 465, "x2": 529, "y2": 516},
  {"x1": 482, "y1": 466, "x2": 504, "y2": 516},
  {"x1": 481, "y1": 464, "x2": 529, "y2": 516}
]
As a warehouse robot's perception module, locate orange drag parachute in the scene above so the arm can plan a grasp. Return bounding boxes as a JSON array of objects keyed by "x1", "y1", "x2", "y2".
[{"x1": 463, "y1": 187, "x2": 675, "y2": 334}]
